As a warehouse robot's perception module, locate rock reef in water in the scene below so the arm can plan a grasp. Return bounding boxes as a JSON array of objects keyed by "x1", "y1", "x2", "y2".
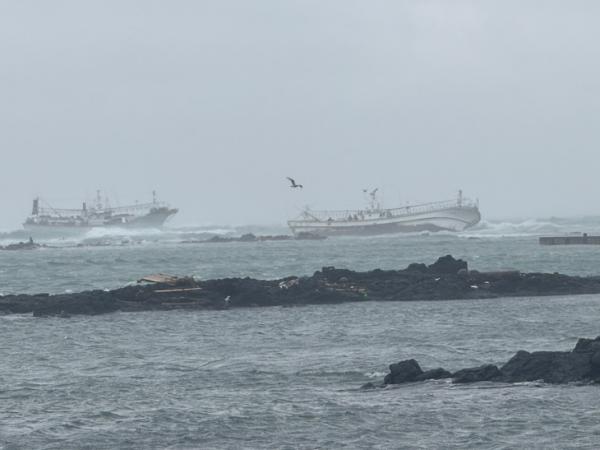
[
  {"x1": 181, "y1": 232, "x2": 325, "y2": 244},
  {"x1": 0, "y1": 239, "x2": 43, "y2": 251},
  {"x1": 3, "y1": 255, "x2": 600, "y2": 317},
  {"x1": 377, "y1": 337, "x2": 600, "y2": 386}
]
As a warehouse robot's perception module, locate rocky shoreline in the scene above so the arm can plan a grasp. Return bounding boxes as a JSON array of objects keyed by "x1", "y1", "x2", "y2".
[
  {"x1": 365, "y1": 336, "x2": 600, "y2": 386},
  {"x1": 3, "y1": 255, "x2": 600, "y2": 317}
]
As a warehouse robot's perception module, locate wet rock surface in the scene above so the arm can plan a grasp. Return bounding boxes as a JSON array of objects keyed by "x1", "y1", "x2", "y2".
[
  {"x1": 0, "y1": 239, "x2": 43, "y2": 251},
  {"x1": 3, "y1": 255, "x2": 600, "y2": 317},
  {"x1": 452, "y1": 365, "x2": 502, "y2": 383},
  {"x1": 383, "y1": 359, "x2": 424, "y2": 384},
  {"x1": 380, "y1": 336, "x2": 600, "y2": 386}
]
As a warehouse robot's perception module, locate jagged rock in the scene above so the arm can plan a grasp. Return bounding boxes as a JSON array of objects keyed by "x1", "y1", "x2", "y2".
[
  {"x1": 415, "y1": 368, "x2": 452, "y2": 381},
  {"x1": 499, "y1": 350, "x2": 591, "y2": 383},
  {"x1": 498, "y1": 336, "x2": 600, "y2": 383},
  {"x1": 428, "y1": 255, "x2": 468, "y2": 274},
  {"x1": 406, "y1": 263, "x2": 428, "y2": 273},
  {"x1": 384, "y1": 359, "x2": 423, "y2": 384},
  {"x1": 452, "y1": 364, "x2": 502, "y2": 383},
  {"x1": 1, "y1": 239, "x2": 43, "y2": 251},
  {"x1": 573, "y1": 337, "x2": 600, "y2": 354},
  {"x1": 377, "y1": 337, "x2": 600, "y2": 387}
]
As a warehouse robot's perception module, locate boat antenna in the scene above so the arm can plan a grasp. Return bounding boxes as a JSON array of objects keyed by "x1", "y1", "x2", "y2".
[
  {"x1": 96, "y1": 190, "x2": 102, "y2": 210},
  {"x1": 458, "y1": 189, "x2": 463, "y2": 207},
  {"x1": 153, "y1": 190, "x2": 157, "y2": 204},
  {"x1": 369, "y1": 188, "x2": 379, "y2": 210}
]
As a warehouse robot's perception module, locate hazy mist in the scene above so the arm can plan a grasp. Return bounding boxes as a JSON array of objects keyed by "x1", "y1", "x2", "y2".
[{"x1": 2, "y1": 1, "x2": 599, "y2": 229}]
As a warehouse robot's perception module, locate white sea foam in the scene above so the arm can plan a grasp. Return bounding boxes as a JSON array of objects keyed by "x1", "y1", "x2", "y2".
[
  {"x1": 461, "y1": 218, "x2": 600, "y2": 238},
  {"x1": 83, "y1": 227, "x2": 164, "y2": 239},
  {"x1": 3, "y1": 217, "x2": 600, "y2": 246},
  {"x1": 364, "y1": 371, "x2": 387, "y2": 379}
]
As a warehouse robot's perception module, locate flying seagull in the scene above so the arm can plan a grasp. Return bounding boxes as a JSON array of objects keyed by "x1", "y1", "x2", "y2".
[{"x1": 286, "y1": 177, "x2": 303, "y2": 189}]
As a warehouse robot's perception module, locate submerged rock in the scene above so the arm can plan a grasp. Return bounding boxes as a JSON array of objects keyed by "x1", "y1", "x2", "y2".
[{"x1": 379, "y1": 336, "x2": 600, "y2": 386}]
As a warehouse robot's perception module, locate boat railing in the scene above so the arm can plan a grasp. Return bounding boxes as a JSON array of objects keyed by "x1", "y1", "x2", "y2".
[
  {"x1": 290, "y1": 197, "x2": 477, "y2": 223},
  {"x1": 35, "y1": 201, "x2": 170, "y2": 217},
  {"x1": 108, "y1": 202, "x2": 170, "y2": 214},
  {"x1": 36, "y1": 207, "x2": 86, "y2": 217}
]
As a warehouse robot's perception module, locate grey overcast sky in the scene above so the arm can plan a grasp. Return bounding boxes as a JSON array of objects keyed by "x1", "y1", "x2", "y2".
[{"x1": 1, "y1": 1, "x2": 599, "y2": 229}]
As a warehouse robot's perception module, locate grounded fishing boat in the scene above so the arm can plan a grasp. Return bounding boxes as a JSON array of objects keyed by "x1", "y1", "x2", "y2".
[
  {"x1": 24, "y1": 191, "x2": 178, "y2": 230},
  {"x1": 288, "y1": 190, "x2": 481, "y2": 236}
]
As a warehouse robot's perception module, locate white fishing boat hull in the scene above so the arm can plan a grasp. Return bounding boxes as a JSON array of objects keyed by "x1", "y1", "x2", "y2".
[
  {"x1": 288, "y1": 195, "x2": 481, "y2": 237},
  {"x1": 23, "y1": 192, "x2": 178, "y2": 232},
  {"x1": 23, "y1": 207, "x2": 176, "y2": 231}
]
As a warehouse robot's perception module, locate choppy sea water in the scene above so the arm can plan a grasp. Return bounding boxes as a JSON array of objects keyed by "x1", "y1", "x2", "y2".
[{"x1": 3, "y1": 219, "x2": 600, "y2": 448}]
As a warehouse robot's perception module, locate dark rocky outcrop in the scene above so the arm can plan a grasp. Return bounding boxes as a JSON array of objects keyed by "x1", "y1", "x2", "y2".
[
  {"x1": 383, "y1": 359, "x2": 423, "y2": 384},
  {"x1": 4, "y1": 255, "x2": 600, "y2": 317},
  {"x1": 181, "y1": 232, "x2": 325, "y2": 244},
  {"x1": 428, "y1": 255, "x2": 468, "y2": 274},
  {"x1": 1, "y1": 239, "x2": 43, "y2": 251},
  {"x1": 381, "y1": 360, "x2": 453, "y2": 384},
  {"x1": 499, "y1": 349, "x2": 596, "y2": 383},
  {"x1": 452, "y1": 365, "x2": 502, "y2": 383},
  {"x1": 415, "y1": 368, "x2": 453, "y2": 381},
  {"x1": 380, "y1": 336, "x2": 600, "y2": 386}
]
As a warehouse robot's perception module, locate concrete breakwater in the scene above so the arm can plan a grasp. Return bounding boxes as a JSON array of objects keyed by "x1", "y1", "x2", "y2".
[{"x1": 3, "y1": 255, "x2": 600, "y2": 317}]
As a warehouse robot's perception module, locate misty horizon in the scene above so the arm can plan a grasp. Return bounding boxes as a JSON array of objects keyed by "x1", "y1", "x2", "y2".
[
  {"x1": 3, "y1": 1, "x2": 600, "y2": 230},
  {"x1": 9, "y1": 188, "x2": 600, "y2": 232}
]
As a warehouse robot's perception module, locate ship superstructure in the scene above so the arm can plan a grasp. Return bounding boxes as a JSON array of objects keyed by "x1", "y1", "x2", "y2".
[
  {"x1": 24, "y1": 191, "x2": 178, "y2": 230},
  {"x1": 288, "y1": 190, "x2": 480, "y2": 236}
]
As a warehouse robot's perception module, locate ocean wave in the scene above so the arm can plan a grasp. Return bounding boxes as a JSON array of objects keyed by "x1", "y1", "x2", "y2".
[
  {"x1": 461, "y1": 218, "x2": 600, "y2": 238},
  {"x1": 82, "y1": 227, "x2": 164, "y2": 239},
  {"x1": 364, "y1": 371, "x2": 388, "y2": 379},
  {"x1": 2, "y1": 218, "x2": 598, "y2": 245}
]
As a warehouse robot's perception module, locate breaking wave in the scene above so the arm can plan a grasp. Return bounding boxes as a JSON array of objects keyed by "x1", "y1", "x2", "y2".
[
  {"x1": 0, "y1": 224, "x2": 289, "y2": 248},
  {"x1": 3, "y1": 218, "x2": 599, "y2": 246},
  {"x1": 463, "y1": 217, "x2": 600, "y2": 238}
]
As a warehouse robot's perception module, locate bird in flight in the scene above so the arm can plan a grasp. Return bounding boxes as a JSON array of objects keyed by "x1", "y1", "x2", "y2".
[{"x1": 286, "y1": 177, "x2": 303, "y2": 189}]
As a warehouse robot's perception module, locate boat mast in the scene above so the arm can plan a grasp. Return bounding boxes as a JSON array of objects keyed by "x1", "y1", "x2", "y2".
[
  {"x1": 95, "y1": 190, "x2": 103, "y2": 211},
  {"x1": 369, "y1": 188, "x2": 379, "y2": 211}
]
